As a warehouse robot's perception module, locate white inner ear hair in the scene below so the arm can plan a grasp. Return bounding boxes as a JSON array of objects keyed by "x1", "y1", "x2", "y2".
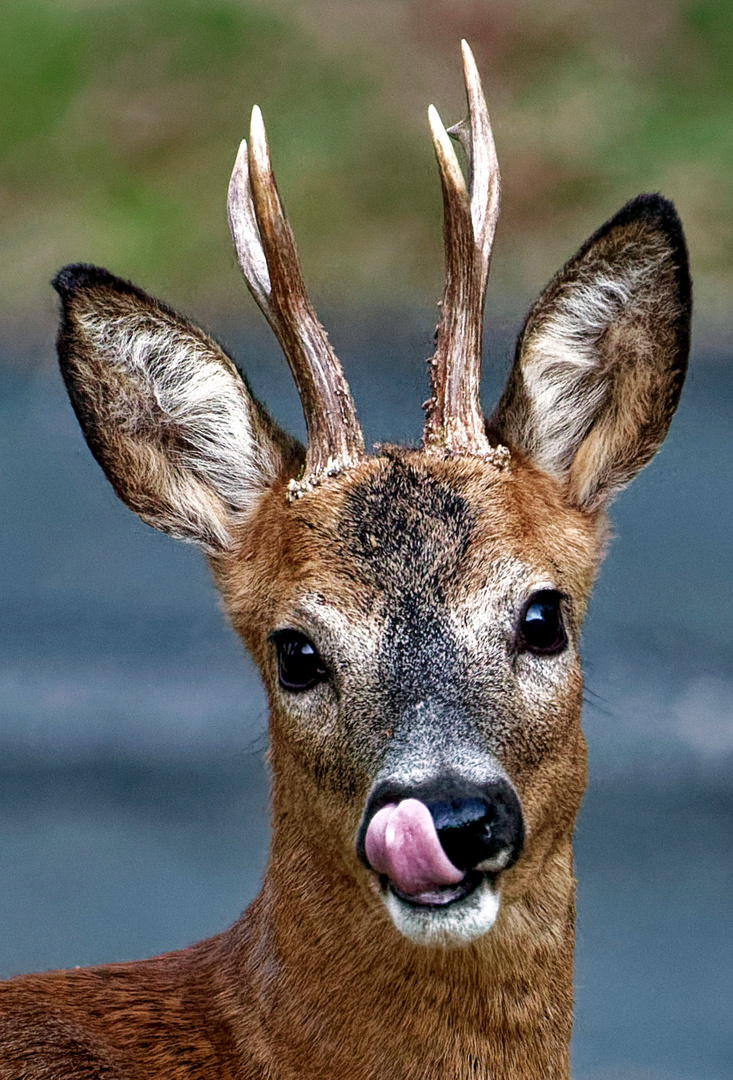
[
  {"x1": 520, "y1": 246, "x2": 668, "y2": 479},
  {"x1": 78, "y1": 307, "x2": 283, "y2": 522}
]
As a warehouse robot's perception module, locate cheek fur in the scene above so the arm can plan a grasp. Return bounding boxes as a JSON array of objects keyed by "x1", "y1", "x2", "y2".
[
  {"x1": 269, "y1": 683, "x2": 389, "y2": 803},
  {"x1": 494, "y1": 660, "x2": 584, "y2": 780}
]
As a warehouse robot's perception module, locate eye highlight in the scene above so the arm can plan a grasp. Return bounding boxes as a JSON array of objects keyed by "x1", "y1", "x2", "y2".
[
  {"x1": 516, "y1": 591, "x2": 568, "y2": 656},
  {"x1": 270, "y1": 630, "x2": 328, "y2": 692}
]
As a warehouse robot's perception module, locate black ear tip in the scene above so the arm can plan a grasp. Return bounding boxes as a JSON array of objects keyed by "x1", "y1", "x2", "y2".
[
  {"x1": 615, "y1": 193, "x2": 684, "y2": 240},
  {"x1": 629, "y1": 192, "x2": 675, "y2": 213},
  {"x1": 52, "y1": 264, "x2": 118, "y2": 298}
]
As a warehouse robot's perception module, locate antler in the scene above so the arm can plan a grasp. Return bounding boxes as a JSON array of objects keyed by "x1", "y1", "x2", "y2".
[
  {"x1": 228, "y1": 106, "x2": 364, "y2": 487},
  {"x1": 423, "y1": 41, "x2": 501, "y2": 456}
]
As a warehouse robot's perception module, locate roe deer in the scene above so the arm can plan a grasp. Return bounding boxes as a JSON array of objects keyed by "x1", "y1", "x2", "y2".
[{"x1": 0, "y1": 41, "x2": 690, "y2": 1080}]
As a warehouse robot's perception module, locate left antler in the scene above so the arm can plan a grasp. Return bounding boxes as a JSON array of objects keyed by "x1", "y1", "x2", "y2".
[
  {"x1": 423, "y1": 40, "x2": 501, "y2": 455},
  {"x1": 228, "y1": 106, "x2": 364, "y2": 485}
]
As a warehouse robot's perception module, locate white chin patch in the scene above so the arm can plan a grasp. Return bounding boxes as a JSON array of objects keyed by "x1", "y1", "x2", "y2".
[{"x1": 383, "y1": 877, "x2": 500, "y2": 947}]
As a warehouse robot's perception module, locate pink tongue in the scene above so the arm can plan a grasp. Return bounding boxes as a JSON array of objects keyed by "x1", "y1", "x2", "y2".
[{"x1": 364, "y1": 798, "x2": 464, "y2": 896}]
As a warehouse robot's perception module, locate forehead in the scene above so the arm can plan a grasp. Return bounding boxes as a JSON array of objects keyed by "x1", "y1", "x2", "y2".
[
  {"x1": 279, "y1": 451, "x2": 600, "y2": 612},
  {"x1": 339, "y1": 455, "x2": 475, "y2": 598}
]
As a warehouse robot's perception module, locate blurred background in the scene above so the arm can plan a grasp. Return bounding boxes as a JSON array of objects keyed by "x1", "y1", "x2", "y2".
[{"x1": 1, "y1": 1, "x2": 731, "y2": 1077}]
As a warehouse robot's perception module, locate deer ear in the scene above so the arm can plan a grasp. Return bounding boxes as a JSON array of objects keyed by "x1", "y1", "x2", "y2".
[
  {"x1": 54, "y1": 264, "x2": 301, "y2": 553},
  {"x1": 491, "y1": 195, "x2": 691, "y2": 510}
]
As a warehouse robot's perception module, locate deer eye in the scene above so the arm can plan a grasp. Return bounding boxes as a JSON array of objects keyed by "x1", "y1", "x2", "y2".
[
  {"x1": 516, "y1": 591, "x2": 567, "y2": 655},
  {"x1": 271, "y1": 631, "x2": 328, "y2": 692}
]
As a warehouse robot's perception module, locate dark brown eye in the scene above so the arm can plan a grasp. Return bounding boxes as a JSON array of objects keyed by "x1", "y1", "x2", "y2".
[
  {"x1": 271, "y1": 631, "x2": 327, "y2": 691},
  {"x1": 517, "y1": 591, "x2": 567, "y2": 655}
]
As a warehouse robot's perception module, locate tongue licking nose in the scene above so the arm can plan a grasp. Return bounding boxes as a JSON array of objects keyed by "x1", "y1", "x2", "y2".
[{"x1": 364, "y1": 798, "x2": 464, "y2": 896}]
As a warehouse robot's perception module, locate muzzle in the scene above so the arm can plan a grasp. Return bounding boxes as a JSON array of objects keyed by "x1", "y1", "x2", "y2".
[{"x1": 357, "y1": 774, "x2": 524, "y2": 908}]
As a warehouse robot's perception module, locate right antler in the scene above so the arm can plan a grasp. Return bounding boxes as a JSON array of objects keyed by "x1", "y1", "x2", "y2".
[
  {"x1": 423, "y1": 41, "x2": 501, "y2": 457},
  {"x1": 228, "y1": 106, "x2": 364, "y2": 489}
]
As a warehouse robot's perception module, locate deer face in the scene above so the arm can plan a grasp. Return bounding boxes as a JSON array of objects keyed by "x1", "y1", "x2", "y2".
[
  {"x1": 215, "y1": 450, "x2": 598, "y2": 945},
  {"x1": 54, "y1": 45, "x2": 690, "y2": 948}
]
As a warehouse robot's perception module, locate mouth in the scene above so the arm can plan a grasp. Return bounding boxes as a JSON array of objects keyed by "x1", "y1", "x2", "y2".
[
  {"x1": 380, "y1": 868, "x2": 502, "y2": 947},
  {"x1": 360, "y1": 797, "x2": 512, "y2": 943},
  {"x1": 385, "y1": 869, "x2": 484, "y2": 909},
  {"x1": 357, "y1": 785, "x2": 523, "y2": 944}
]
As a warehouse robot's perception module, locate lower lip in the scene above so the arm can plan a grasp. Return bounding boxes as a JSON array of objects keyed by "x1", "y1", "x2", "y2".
[{"x1": 385, "y1": 870, "x2": 484, "y2": 909}]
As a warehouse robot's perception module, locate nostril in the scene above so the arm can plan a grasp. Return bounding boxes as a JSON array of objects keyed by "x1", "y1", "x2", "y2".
[
  {"x1": 428, "y1": 798, "x2": 490, "y2": 833},
  {"x1": 427, "y1": 798, "x2": 497, "y2": 872}
]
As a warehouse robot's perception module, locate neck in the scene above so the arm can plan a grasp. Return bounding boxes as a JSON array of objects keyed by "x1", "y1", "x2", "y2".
[{"x1": 224, "y1": 824, "x2": 576, "y2": 1080}]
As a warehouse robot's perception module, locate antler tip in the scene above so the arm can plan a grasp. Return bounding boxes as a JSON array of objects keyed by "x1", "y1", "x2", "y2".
[
  {"x1": 427, "y1": 103, "x2": 442, "y2": 132},
  {"x1": 428, "y1": 103, "x2": 452, "y2": 150},
  {"x1": 232, "y1": 137, "x2": 248, "y2": 171},
  {"x1": 428, "y1": 103, "x2": 467, "y2": 197},
  {"x1": 460, "y1": 40, "x2": 481, "y2": 86},
  {"x1": 250, "y1": 104, "x2": 266, "y2": 146},
  {"x1": 249, "y1": 105, "x2": 272, "y2": 180}
]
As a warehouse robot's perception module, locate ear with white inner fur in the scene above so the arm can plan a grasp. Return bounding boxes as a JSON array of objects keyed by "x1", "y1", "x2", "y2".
[
  {"x1": 491, "y1": 194, "x2": 691, "y2": 510},
  {"x1": 54, "y1": 264, "x2": 301, "y2": 554}
]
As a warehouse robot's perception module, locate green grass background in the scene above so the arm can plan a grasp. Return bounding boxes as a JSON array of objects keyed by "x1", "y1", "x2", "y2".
[{"x1": 2, "y1": 0, "x2": 732, "y2": 333}]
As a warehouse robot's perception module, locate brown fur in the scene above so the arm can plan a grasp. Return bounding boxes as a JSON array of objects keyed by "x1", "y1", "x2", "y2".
[
  {"x1": 0, "y1": 124, "x2": 690, "y2": 1080},
  {"x1": 2, "y1": 454, "x2": 594, "y2": 1080}
]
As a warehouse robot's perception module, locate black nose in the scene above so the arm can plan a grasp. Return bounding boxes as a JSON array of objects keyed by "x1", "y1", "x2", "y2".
[
  {"x1": 427, "y1": 794, "x2": 521, "y2": 872},
  {"x1": 357, "y1": 775, "x2": 524, "y2": 874}
]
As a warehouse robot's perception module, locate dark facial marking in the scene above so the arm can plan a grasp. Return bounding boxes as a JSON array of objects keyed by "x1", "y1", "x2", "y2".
[
  {"x1": 340, "y1": 455, "x2": 475, "y2": 601},
  {"x1": 338, "y1": 456, "x2": 476, "y2": 706}
]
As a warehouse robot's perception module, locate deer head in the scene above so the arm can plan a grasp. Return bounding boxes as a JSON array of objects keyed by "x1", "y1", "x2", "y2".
[{"x1": 53, "y1": 42, "x2": 690, "y2": 955}]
